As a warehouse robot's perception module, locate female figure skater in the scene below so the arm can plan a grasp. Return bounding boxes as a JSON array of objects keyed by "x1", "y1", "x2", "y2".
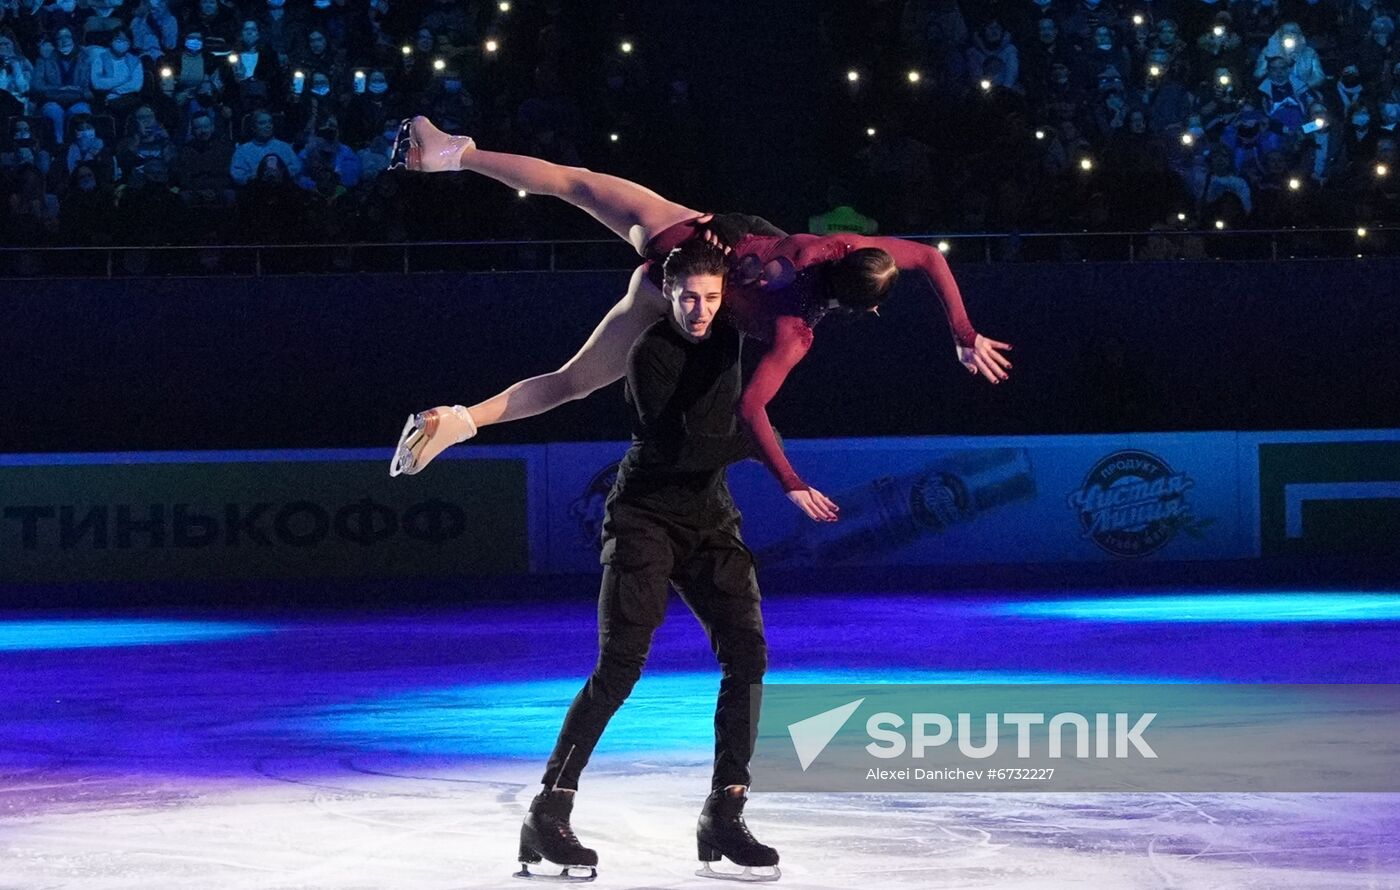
[{"x1": 389, "y1": 118, "x2": 1013, "y2": 521}]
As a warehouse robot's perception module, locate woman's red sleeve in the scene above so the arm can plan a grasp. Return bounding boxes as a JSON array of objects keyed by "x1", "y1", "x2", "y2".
[
  {"x1": 852, "y1": 236, "x2": 978, "y2": 348},
  {"x1": 736, "y1": 316, "x2": 814, "y2": 492}
]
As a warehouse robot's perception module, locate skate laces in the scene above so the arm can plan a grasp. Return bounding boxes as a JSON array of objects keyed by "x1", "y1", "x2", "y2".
[
  {"x1": 728, "y1": 813, "x2": 758, "y2": 844},
  {"x1": 715, "y1": 798, "x2": 772, "y2": 852},
  {"x1": 549, "y1": 814, "x2": 586, "y2": 847}
]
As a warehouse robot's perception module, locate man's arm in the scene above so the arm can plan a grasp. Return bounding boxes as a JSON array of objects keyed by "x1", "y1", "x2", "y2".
[
  {"x1": 701, "y1": 213, "x2": 789, "y2": 248},
  {"x1": 626, "y1": 333, "x2": 680, "y2": 431},
  {"x1": 628, "y1": 328, "x2": 756, "y2": 473},
  {"x1": 229, "y1": 144, "x2": 254, "y2": 185},
  {"x1": 118, "y1": 57, "x2": 143, "y2": 95},
  {"x1": 279, "y1": 142, "x2": 303, "y2": 176},
  {"x1": 89, "y1": 53, "x2": 120, "y2": 90}
]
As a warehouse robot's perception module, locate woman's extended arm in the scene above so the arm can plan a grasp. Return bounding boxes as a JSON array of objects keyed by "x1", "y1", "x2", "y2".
[
  {"x1": 845, "y1": 235, "x2": 1012, "y2": 383},
  {"x1": 736, "y1": 315, "x2": 839, "y2": 521},
  {"x1": 849, "y1": 235, "x2": 976, "y2": 346}
]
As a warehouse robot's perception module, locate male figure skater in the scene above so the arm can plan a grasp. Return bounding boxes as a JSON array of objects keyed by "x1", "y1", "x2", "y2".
[{"x1": 516, "y1": 242, "x2": 780, "y2": 883}]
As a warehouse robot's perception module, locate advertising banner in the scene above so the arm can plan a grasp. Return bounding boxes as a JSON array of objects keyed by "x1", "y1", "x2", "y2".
[
  {"x1": 543, "y1": 442, "x2": 626, "y2": 575},
  {"x1": 541, "y1": 434, "x2": 1252, "y2": 573},
  {"x1": 0, "y1": 449, "x2": 535, "y2": 582},
  {"x1": 1248, "y1": 431, "x2": 1400, "y2": 558},
  {"x1": 6, "y1": 429, "x2": 1394, "y2": 582}
]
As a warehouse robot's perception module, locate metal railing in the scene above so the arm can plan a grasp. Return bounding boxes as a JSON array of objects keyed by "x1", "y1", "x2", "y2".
[{"x1": 0, "y1": 227, "x2": 1393, "y2": 278}]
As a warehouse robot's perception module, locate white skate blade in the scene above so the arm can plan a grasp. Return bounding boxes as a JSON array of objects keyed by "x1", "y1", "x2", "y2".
[
  {"x1": 386, "y1": 118, "x2": 415, "y2": 171},
  {"x1": 696, "y1": 861, "x2": 781, "y2": 882},
  {"x1": 388, "y1": 414, "x2": 421, "y2": 477},
  {"x1": 513, "y1": 862, "x2": 597, "y2": 882}
]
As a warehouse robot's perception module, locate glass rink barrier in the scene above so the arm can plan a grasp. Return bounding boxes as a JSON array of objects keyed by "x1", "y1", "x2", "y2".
[{"x1": 0, "y1": 227, "x2": 1396, "y2": 279}]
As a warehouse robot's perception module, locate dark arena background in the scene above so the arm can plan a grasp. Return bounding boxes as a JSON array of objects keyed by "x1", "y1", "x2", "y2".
[{"x1": 3, "y1": 1, "x2": 1400, "y2": 887}]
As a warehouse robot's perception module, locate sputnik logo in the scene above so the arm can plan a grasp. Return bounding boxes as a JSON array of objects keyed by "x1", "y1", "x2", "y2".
[{"x1": 787, "y1": 699, "x2": 864, "y2": 771}]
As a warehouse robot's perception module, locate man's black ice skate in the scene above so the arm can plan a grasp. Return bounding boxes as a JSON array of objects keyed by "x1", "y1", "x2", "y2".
[
  {"x1": 515, "y1": 789, "x2": 598, "y2": 882},
  {"x1": 696, "y1": 788, "x2": 780, "y2": 882}
]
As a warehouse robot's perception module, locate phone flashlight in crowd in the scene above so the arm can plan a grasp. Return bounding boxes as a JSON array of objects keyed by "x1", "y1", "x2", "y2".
[
  {"x1": 1079, "y1": 157, "x2": 1094, "y2": 172},
  {"x1": 980, "y1": 79, "x2": 992, "y2": 92},
  {"x1": 1132, "y1": 14, "x2": 1144, "y2": 26},
  {"x1": 401, "y1": 44, "x2": 411, "y2": 56},
  {"x1": 498, "y1": 0, "x2": 510, "y2": 11},
  {"x1": 484, "y1": 38, "x2": 500, "y2": 54},
  {"x1": 354, "y1": 70, "x2": 366, "y2": 93},
  {"x1": 1289, "y1": 177, "x2": 1302, "y2": 191},
  {"x1": 619, "y1": 40, "x2": 633, "y2": 54},
  {"x1": 1214, "y1": 26, "x2": 1226, "y2": 37},
  {"x1": 228, "y1": 53, "x2": 240, "y2": 65},
  {"x1": 516, "y1": 189, "x2": 527, "y2": 198},
  {"x1": 1302, "y1": 118, "x2": 1325, "y2": 134},
  {"x1": 1215, "y1": 219, "x2": 1227, "y2": 230},
  {"x1": 609, "y1": 132, "x2": 619, "y2": 142},
  {"x1": 293, "y1": 70, "x2": 305, "y2": 94},
  {"x1": 1035, "y1": 129, "x2": 1045, "y2": 140},
  {"x1": 1283, "y1": 36, "x2": 1297, "y2": 51},
  {"x1": 1219, "y1": 74, "x2": 1232, "y2": 86},
  {"x1": 1148, "y1": 64, "x2": 1162, "y2": 78},
  {"x1": 160, "y1": 67, "x2": 174, "y2": 92},
  {"x1": 847, "y1": 69, "x2": 860, "y2": 83},
  {"x1": 1181, "y1": 132, "x2": 1195, "y2": 146},
  {"x1": 1358, "y1": 227, "x2": 1369, "y2": 238},
  {"x1": 866, "y1": 126, "x2": 877, "y2": 137},
  {"x1": 907, "y1": 69, "x2": 921, "y2": 84},
  {"x1": 432, "y1": 58, "x2": 446, "y2": 71},
  {"x1": 937, "y1": 241, "x2": 951, "y2": 254},
  {"x1": 1177, "y1": 212, "x2": 1188, "y2": 222},
  {"x1": 1377, "y1": 163, "x2": 1390, "y2": 178}
]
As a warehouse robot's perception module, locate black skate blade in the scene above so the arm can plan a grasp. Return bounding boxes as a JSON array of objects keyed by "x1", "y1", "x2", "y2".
[
  {"x1": 695, "y1": 861, "x2": 781, "y2": 882},
  {"x1": 514, "y1": 862, "x2": 597, "y2": 883}
]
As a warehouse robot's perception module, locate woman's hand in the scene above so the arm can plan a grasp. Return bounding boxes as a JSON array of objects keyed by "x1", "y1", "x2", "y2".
[
  {"x1": 787, "y1": 486, "x2": 839, "y2": 522},
  {"x1": 958, "y1": 334, "x2": 1013, "y2": 384}
]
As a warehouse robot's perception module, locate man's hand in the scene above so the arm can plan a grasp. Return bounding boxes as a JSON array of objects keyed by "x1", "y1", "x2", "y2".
[
  {"x1": 958, "y1": 334, "x2": 1013, "y2": 384},
  {"x1": 693, "y1": 213, "x2": 733, "y2": 254},
  {"x1": 787, "y1": 486, "x2": 839, "y2": 522}
]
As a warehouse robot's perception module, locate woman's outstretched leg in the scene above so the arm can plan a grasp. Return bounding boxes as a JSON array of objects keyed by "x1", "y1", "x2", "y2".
[
  {"x1": 468, "y1": 267, "x2": 668, "y2": 425},
  {"x1": 406, "y1": 117, "x2": 700, "y2": 254},
  {"x1": 390, "y1": 267, "x2": 668, "y2": 476}
]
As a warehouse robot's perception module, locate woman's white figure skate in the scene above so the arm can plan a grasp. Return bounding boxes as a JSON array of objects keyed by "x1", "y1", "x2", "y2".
[
  {"x1": 386, "y1": 116, "x2": 475, "y2": 172},
  {"x1": 389, "y1": 405, "x2": 477, "y2": 477}
]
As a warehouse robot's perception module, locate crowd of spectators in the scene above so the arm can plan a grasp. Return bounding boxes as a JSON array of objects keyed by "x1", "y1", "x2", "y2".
[
  {"x1": 3, "y1": 0, "x2": 1400, "y2": 246},
  {"x1": 820, "y1": 0, "x2": 1400, "y2": 237},
  {"x1": 0, "y1": 0, "x2": 644, "y2": 245}
]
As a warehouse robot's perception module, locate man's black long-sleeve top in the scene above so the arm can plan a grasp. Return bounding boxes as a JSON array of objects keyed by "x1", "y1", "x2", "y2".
[{"x1": 610, "y1": 317, "x2": 754, "y2": 517}]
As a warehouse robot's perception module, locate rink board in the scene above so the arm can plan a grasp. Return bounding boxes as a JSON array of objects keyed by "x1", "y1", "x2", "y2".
[{"x1": 1, "y1": 429, "x2": 1396, "y2": 581}]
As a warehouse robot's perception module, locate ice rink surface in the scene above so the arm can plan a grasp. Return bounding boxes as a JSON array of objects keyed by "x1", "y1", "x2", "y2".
[{"x1": 2, "y1": 590, "x2": 1398, "y2": 889}]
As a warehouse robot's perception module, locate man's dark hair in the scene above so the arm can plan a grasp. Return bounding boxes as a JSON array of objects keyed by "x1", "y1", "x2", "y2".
[{"x1": 661, "y1": 241, "x2": 727, "y2": 291}]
